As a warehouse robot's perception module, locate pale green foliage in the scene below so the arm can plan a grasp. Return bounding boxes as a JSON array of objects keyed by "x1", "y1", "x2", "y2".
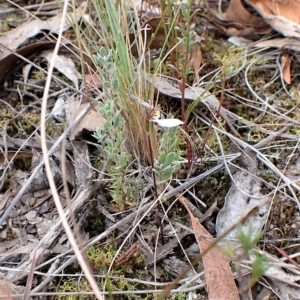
[
  {"x1": 248, "y1": 253, "x2": 270, "y2": 288},
  {"x1": 237, "y1": 225, "x2": 270, "y2": 287},
  {"x1": 93, "y1": 48, "x2": 142, "y2": 210},
  {"x1": 237, "y1": 224, "x2": 262, "y2": 252},
  {"x1": 153, "y1": 119, "x2": 182, "y2": 185},
  {"x1": 223, "y1": 224, "x2": 270, "y2": 289},
  {"x1": 93, "y1": 47, "x2": 182, "y2": 205}
]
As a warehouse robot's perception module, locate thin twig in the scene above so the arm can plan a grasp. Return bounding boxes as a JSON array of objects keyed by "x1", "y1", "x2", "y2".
[{"x1": 39, "y1": 1, "x2": 104, "y2": 299}]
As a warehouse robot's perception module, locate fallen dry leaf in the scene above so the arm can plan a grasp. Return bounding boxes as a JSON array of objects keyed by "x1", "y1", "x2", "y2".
[
  {"x1": 0, "y1": 2, "x2": 87, "y2": 60},
  {"x1": 0, "y1": 150, "x2": 33, "y2": 165},
  {"x1": 0, "y1": 42, "x2": 55, "y2": 84},
  {"x1": 40, "y1": 50, "x2": 82, "y2": 89},
  {"x1": 178, "y1": 194, "x2": 239, "y2": 300},
  {"x1": 229, "y1": 35, "x2": 300, "y2": 53},
  {"x1": 0, "y1": 2, "x2": 87, "y2": 84},
  {"x1": 281, "y1": 52, "x2": 291, "y2": 84},
  {"x1": 223, "y1": 0, "x2": 263, "y2": 26},
  {"x1": 189, "y1": 42, "x2": 202, "y2": 85},
  {"x1": 129, "y1": 17, "x2": 185, "y2": 56},
  {"x1": 205, "y1": 0, "x2": 271, "y2": 37},
  {"x1": 145, "y1": 73, "x2": 241, "y2": 136},
  {"x1": 67, "y1": 99, "x2": 105, "y2": 141},
  {"x1": 216, "y1": 148, "x2": 271, "y2": 247},
  {"x1": 246, "y1": 0, "x2": 300, "y2": 37},
  {"x1": 253, "y1": 37, "x2": 300, "y2": 51}
]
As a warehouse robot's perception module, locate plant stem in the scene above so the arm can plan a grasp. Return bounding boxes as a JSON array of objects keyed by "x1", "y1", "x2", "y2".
[
  {"x1": 180, "y1": 77, "x2": 192, "y2": 172},
  {"x1": 148, "y1": 134, "x2": 158, "y2": 200},
  {"x1": 195, "y1": 66, "x2": 227, "y2": 162},
  {"x1": 148, "y1": 133, "x2": 164, "y2": 245}
]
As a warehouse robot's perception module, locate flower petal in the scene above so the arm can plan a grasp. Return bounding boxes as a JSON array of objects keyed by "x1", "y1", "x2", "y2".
[{"x1": 151, "y1": 118, "x2": 184, "y2": 127}]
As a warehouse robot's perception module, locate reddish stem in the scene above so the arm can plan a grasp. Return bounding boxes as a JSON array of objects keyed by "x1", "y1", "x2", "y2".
[
  {"x1": 195, "y1": 69, "x2": 227, "y2": 161},
  {"x1": 179, "y1": 78, "x2": 192, "y2": 171}
]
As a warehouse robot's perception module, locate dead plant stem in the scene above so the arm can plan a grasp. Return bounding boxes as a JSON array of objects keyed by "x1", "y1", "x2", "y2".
[{"x1": 39, "y1": 1, "x2": 104, "y2": 299}]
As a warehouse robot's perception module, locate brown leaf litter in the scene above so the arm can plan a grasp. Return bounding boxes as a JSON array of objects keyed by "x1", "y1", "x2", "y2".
[
  {"x1": 178, "y1": 194, "x2": 239, "y2": 300},
  {"x1": 1, "y1": 0, "x2": 300, "y2": 299}
]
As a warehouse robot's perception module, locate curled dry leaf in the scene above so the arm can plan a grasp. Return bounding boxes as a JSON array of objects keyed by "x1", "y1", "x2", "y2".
[
  {"x1": 246, "y1": 0, "x2": 300, "y2": 37},
  {"x1": 40, "y1": 50, "x2": 82, "y2": 89},
  {"x1": 129, "y1": 17, "x2": 185, "y2": 56},
  {"x1": 0, "y1": 1, "x2": 87, "y2": 60},
  {"x1": 52, "y1": 97, "x2": 68, "y2": 121},
  {"x1": 0, "y1": 42, "x2": 55, "y2": 84},
  {"x1": 0, "y1": 2, "x2": 87, "y2": 84},
  {"x1": 253, "y1": 37, "x2": 300, "y2": 52},
  {"x1": 205, "y1": 0, "x2": 271, "y2": 37},
  {"x1": 189, "y1": 42, "x2": 202, "y2": 86},
  {"x1": 229, "y1": 36, "x2": 300, "y2": 53}
]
